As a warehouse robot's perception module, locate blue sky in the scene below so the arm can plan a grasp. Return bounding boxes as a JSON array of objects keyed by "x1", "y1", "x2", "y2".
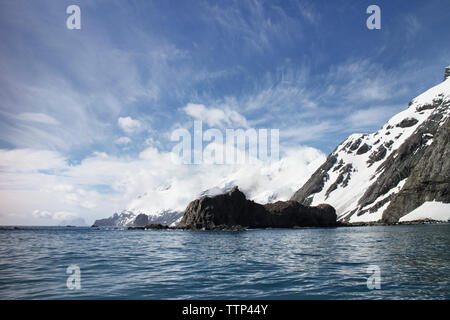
[{"x1": 0, "y1": 0, "x2": 449, "y2": 225}]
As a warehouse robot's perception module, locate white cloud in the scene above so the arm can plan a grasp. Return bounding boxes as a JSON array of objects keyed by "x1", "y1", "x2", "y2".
[
  {"x1": 183, "y1": 103, "x2": 248, "y2": 128},
  {"x1": 52, "y1": 211, "x2": 77, "y2": 221},
  {"x1": 118, "y1": 116, "x2": 142, "y2": 134},
  {"x1": 80, "y1": 201, "x2": 97, "y2": 209},
  {"x1": 127, "y1": 143, "x2": 325, "y2": 214},
  {"x1": 52, "y1": 184, "x2": 74, "y2": 192},
  {"x1": 114, "y1": 136, "x2": 132, "y2": 145},
  {"x1": 32, "y1": 209, "x2": 86, "y2": 226},
  {"x1": 32, "y1": 210, "x2": 52, "y2": 219},
  {"x1": 0, "y1": 143, "x2": 325, "y2": 226},
  {"x1": 0, "y1": 149, "x2": 66, "y2": 172}
]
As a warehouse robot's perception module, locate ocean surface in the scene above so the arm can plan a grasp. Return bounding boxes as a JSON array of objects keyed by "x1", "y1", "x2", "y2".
[{"x1": 0, "y1": 224, "x2": 449, "y2": 299}]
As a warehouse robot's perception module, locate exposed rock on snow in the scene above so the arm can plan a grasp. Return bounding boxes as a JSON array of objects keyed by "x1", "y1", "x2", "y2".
[
  {"x1": 396, "y1": 117, "x2": 418, "y2": 128},
  {"x1": 444, "y1": 66, "x2": 450, "y2": 81}
]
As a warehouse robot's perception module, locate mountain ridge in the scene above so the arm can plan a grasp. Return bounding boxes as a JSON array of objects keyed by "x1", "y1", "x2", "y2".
[
  {"x1": 291, "y1": 67, "x2": 450, "y2": 223},
  {"x1": 92, "y1": 210, "x2": 183, "y2": 227}
]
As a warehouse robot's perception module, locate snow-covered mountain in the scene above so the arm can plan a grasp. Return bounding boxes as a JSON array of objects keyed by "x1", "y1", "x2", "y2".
[
  {"x1": 92, "y1": 210, "x2": 184, "y2": 227},
  {"x1": 92, "y1": 146, "x2": 325, "y2": 227},
  {"x1": 291, "y1": 67, "x2": 450, "y2": 223}
]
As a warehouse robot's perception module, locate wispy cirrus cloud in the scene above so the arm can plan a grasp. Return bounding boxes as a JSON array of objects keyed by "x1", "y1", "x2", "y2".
[
  {"x1": 16, "y1": 113, "x2": 59, "y2": 125},
  {"x1": 0, "y1": 1, "x2": 186, "y2": 152},
  {"x1": 202, "y1": 0, "x2": 317, "y2": 54},
  {"x1": 403, "y1": 14, "x2": 421, "y2": 42},
  {"x1": 346, "y1": 105, "x2": 405, "y2": 129}
]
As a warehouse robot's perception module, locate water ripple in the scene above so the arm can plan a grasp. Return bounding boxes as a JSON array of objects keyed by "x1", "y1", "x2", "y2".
[{"x1": 0, "y1": 225, "x2": 449, "y2": 299}]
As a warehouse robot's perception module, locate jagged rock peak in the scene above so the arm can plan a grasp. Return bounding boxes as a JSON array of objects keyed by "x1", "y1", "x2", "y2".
[{"x1": 445, "y1": 66, "x2": 450, "y2": 81}]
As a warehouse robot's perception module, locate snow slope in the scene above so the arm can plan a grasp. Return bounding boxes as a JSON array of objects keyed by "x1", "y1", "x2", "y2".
[{"x1": 399, "y1": 201, "x2": 450, "y2": 222}]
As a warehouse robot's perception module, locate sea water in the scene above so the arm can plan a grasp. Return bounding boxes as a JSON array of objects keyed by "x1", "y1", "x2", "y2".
[{"x1": 0, "y1": 224, "x2": 448, "y2": 299}]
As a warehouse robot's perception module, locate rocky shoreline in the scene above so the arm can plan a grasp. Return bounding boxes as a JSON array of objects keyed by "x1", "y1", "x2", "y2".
[
  {"x1": 128, "y1": 220, "x2": 449, "y2": 231},
  {"x1": 127, "y1": 218, "x2": 449, "y2": 231}
]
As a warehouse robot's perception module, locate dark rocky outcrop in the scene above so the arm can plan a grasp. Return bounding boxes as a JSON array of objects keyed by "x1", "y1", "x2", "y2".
[
  {"x1": 264, "y1": 201, "x2": 337, "y2": 228},
  {"x1": 128, "y1": 224, "x2": 169, "y2": 230},
  {"x1": 178, "y1": 187, "x2": 337, "y2": 230},
  {"x1": 367, "y1": 145, "x2": 387, "y2": 166},
  {"x1": 445, "y1": 66, "x2": 450, "y2": 81},
  {"x1": 349, "y1": 138, "x2": 362, "y2": 151},
  {"x1": 396, "y1": 117, "x2": 418, "y2": 128},
  {"x1": 133, "y1": 214, "x2": 149, "y2": 227},
  {"x1": 356, "y1": 143, "x2": 371, "y2": 155},
  {"x1": 382, "y1": 117, "x2": 450, "y2": 223}
]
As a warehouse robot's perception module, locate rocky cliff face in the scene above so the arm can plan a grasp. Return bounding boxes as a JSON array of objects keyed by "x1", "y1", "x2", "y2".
[
  {"x1": 178, "y1": 186, "x2": 337, "y2": 229},
  {"x1": 291, "y1": 67, "x2": 450, "y2": 223},
  {"x1": 382, "y1": 116, "x2": 449, "y2": 222}
]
